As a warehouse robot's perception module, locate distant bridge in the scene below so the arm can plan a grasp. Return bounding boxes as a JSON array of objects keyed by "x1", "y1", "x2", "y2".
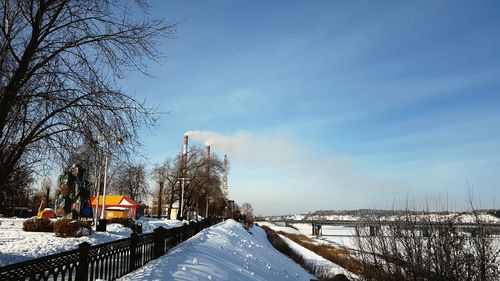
[{"x1": 270, "y1": 219, "x2": 500, "y2": 236}]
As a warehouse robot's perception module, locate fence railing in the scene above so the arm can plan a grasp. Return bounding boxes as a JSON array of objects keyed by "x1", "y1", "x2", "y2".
[{"x1": 0, "y1": 218, "x2": 221, "y2": 281}]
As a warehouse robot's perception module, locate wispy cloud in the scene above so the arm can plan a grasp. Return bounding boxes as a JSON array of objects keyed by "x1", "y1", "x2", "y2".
[{"x1": 184, "y1": 130, "x2": 406, "y2": 214}]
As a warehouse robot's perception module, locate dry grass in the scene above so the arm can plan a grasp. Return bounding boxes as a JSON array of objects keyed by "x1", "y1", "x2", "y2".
[
  {"x1": 279, "y1": 232, "x2": 365, "y2": 277},
  {"x1": 262, "y1": 225, "x2": 358, "y2": 280},
  {"x1": 261, "y1": 226, "x2": 308, "y2": 269}
]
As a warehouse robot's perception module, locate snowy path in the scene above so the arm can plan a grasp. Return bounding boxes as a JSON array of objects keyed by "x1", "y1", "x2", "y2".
[{"x1": 117, "y1": 220, "x2": 316, "y2": 281}]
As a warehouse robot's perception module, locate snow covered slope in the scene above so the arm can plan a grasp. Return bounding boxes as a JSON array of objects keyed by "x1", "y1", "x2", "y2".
[{"x1": 118, "y1": 219, "x2": 316, "y2": 281}]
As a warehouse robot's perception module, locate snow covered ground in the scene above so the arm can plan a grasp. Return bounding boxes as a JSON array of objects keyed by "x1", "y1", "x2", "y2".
[
  {"x1": 0, "y1": 217, "x2": 184, "y2": 266},
  {"x1": 117, "y1": 219, "x2": 316, "y2": 281}
]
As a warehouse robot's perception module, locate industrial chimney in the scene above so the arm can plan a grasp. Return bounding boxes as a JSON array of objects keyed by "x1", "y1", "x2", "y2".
[
  {"x1": 221, "y1": 154, "x2": 229, "y2": 198},
  {"x1": 182, "y1": 134, "x2": 188, "y2": 176},
  {"x1": 205, "y1": 145, "x2": 211, "y2": 174}
]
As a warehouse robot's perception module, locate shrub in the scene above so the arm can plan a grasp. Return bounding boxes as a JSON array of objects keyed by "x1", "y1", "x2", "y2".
[
  {"x1": 354, "y1": 214, "x2": 500, "y2": 281},
  {"x1": 53, "y1": 219, "x2": 91, "y2": 237},
  {"x1": 108, "y1": 217, "x2": 134, "y2": 228},
  {"x1": 23, "y1": 218, "x2": 53, "y2": 232},
  {"x1": 108, "y1": 217, "x2": 142, "y2": 234}
]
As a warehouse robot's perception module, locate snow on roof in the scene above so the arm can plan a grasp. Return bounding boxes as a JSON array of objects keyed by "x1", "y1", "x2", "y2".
[{"x1": 106, "y1": 207, "x2": 130, "y2": 211}]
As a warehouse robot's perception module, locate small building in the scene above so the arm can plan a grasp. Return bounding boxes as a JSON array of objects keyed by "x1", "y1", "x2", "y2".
[
  {"x1": 147, "y1": 200, "x2": 179, "y2": 219},
  {"x1": 105, "y1": 207, "x2": 130, "y2": 219},
  {"x1": 91, "y1": 195, "x2": 147, "y2": 219}
]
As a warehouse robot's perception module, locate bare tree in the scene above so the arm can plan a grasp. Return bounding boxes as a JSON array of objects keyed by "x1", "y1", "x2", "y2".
[
  {"x1": 240, "y1": 202, "x2": 254, "y2": 226},
  {"x1": 354, "y1": 212, "x2": 500, "y2": 281},
  {"x1": 110, "y1": 162, "x2": 148, "y2": 203},
  {"x1": 0, "y1": 0, "x2": 174, "y2": 213},
  {"x1": 152, "y1": 145, "x2": 227, "y2": 220}
]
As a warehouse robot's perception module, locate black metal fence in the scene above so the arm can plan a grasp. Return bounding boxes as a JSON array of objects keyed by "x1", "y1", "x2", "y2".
[{"x1": 0, "y1": 218, "x2": 221, "y2": 281}]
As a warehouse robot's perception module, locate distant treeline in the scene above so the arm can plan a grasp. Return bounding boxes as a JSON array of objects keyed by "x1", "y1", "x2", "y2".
[{"x1": 261, "y1": 208, "x2": 500, "y2": 220}]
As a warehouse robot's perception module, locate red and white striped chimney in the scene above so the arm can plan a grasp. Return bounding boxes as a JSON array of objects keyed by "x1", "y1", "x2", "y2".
[{"x1": 182, "y1": 134, "x2": 188, "y2": 176}]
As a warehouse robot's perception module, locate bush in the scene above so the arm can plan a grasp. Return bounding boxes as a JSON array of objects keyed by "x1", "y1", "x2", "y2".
[
  {"x1": 108, "y1": 217, "x2": 142, "y2": 234},
  {"x1": 108, "y1": 217, "x2": 134, "y2": 228},
  {"x1": 53, "y1": 219, "x2": 91, "y2": 237},
  {"x1": 23, "y1": 218, "x2": 53, "y2": 232},
  {"x1": 354, "y1": 214, "x2": 500, "y2": 281}
]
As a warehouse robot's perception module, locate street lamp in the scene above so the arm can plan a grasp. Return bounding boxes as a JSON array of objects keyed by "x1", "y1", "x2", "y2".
[
  {"x1": 205, "y1": 196, "x2": 212, "y2": 218},
  {"x1": 156, "y1": 168, "x2": 165, "y2": 219},
  {"x1": 177, "y1": 177, "x2": 189, "y2": 220},
  {"x1": 96, "y1": 136, "x2": 123, "y2": 232}
]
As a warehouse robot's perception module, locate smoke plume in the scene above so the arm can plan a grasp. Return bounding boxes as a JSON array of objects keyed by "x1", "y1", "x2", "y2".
[{"x1": 184, "y1": 130, "x2": 302, "y2": 165}]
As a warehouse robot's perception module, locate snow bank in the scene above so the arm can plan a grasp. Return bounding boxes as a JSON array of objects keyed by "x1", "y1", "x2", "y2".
[
  {"x1": 118, "y1": 219, "x2": 315, "y2": 281},
  {"x1": 136, "y1": 217, "x2": 185, "y2": 233},
  {"x1": 255, "y1": 221, "x2": 302, "y2": 234}
]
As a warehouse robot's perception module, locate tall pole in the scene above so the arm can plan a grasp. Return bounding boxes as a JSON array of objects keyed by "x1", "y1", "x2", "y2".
[
  {"x1": 158, "y1": 181, "x2": 163, "y2": 218},
  {"x1": 180, "y1": 178, "x2": 185, "y2": 220},
  {"x1": 94, "y1": 168, "x2": 101, "y2": 224},
  {"x1": 100, "y1": 141, "x2": 109, "y2": 220},
  {"x1": 205, "y1": 197, "x2": 210, "y2": 218}
]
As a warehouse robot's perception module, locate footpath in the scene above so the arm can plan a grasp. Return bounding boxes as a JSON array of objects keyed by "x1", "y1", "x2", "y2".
[{"x1": 117, "y1": 219, "x2": 315, "y2": 281}]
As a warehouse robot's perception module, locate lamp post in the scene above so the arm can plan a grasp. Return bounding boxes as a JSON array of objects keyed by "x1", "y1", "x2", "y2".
[
  {"x1": 100, "y1": 140, "x2": 110, "y2": 221},
  {"x1": 157, "y1": 178, "x2": 164, "y2": 218},
  {"x1": 205, "y1": 196, "x2": 212, "y2": 218},
  {"x1": 177, "y1": 177, "x2": 189, "y2": 220},
  {"x1": 96, "y1": 137, "x2": 123, "y2": 232}
]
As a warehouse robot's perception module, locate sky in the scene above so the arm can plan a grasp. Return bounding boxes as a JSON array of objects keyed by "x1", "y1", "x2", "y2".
[{"x1": 120, "y1": 1, "x2": 500, "y2": 215}]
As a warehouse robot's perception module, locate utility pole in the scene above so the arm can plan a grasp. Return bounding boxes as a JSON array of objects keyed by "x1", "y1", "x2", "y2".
[
  {"x1": 205, "y1": 197, "x2": 212, "y2": 218},
  {"x1": 158, "y1": 181, "x2": 163, "y2": 218}
]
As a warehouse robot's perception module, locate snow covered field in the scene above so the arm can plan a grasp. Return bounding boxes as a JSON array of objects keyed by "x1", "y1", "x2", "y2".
[
  {"x1": 117, "y1": 220, "x2": 316, "y2": 281},
  {"x1": 0, "y1": 217, "x2": 184, "y2": 266}
]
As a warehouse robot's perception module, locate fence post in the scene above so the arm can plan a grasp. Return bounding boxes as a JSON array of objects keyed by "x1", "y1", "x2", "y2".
[
  {"x1": 154, "y1": 227, "x2": 166, "y2": 259},
  {"x1": 77, "y1": 242, "x2": 90, "y2": 281},
  {"x1": 129, "y1": 232, "x2": 138, "y2": 271},
  {"x1": 180, "y1": 223, "x2": 186, "y2": 242}
]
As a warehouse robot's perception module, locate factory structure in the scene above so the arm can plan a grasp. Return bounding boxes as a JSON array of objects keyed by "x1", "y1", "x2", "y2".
[
  {"x1": 182, "y1": 134, "x2": 229, "y2": 200},
  {"x1": 177, "y1": 134, "x2": 235, "y2": 219}
]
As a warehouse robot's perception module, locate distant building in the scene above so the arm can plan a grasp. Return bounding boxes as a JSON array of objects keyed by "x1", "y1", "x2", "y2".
[
  {"x1": 148, "y1": 200, "x2": 179, "y2": 219},
  {"x1": 91, "y1": 195, "x2": 148, "y2": 219}
]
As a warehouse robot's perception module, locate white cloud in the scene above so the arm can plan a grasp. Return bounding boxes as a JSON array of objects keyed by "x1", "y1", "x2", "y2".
[
  {"x1": 184, "y1": 130, "x2": 405, "y2": 215},
  {"x1": 185, "y1": 130, "x2": 303, "y2": 166}
]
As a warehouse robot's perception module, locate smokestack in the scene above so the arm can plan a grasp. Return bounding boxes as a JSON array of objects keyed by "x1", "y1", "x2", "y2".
[
  {"x1": 221, "y1": 154, "x2": 229, "y2": 198},
  {"x1": 182, "y1": 134, "x2": 188, "y2": 176},
  {"x1": 183, "y1": 135, "x2": 188, "y2": 157},
  {"x1": 205, "y1": 145, "x2": 211, "y2": 158},
  {"x1": 205, "y1": 145, "x2": 211, "y2": 174}
]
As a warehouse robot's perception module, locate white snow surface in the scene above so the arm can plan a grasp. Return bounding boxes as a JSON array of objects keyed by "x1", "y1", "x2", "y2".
[
  {"x1": 118, "y1": 219, "x2": 315, "y2": 281},
  {"x1": 0, "y1": 217, "x2": 184, "y2": 266}
]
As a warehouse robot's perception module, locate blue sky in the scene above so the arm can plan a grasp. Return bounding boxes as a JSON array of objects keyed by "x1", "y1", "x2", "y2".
[{"x1": 121, "y1": 1, "x2": 500, "y2": 215}]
